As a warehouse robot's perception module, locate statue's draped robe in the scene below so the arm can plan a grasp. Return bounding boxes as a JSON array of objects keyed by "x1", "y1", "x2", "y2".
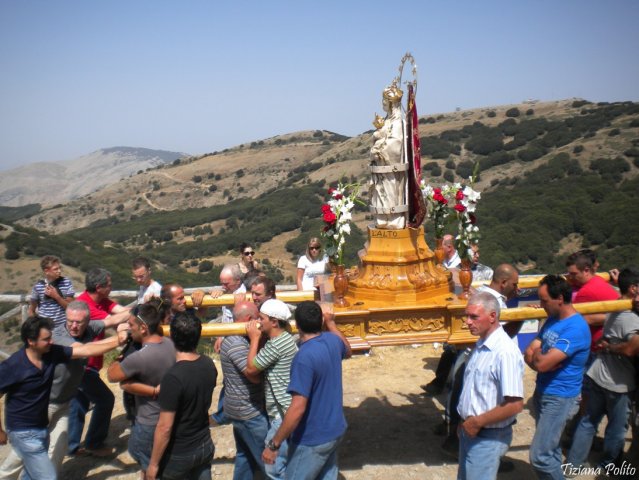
[{"x1": 369, "y1": 102, "x2": 408, "y2": 229}]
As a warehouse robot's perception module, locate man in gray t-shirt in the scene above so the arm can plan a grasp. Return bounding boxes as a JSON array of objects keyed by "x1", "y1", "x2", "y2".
[
  {"x1": 567, "y1": 267, "x2": 639, "y2": 469},
  {"x1": 107, "y1": 301, "x2": 175, "y2": 475}
]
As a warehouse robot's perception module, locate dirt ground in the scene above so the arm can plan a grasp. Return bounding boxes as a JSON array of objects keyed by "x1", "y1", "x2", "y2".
[{"x1": 0, "y1": 344, "x2": 634, "y2": 479}]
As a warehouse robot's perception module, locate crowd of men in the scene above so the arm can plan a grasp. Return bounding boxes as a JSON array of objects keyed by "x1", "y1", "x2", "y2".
[
  {"x1": 0, "y1": 256, "x2": 351, "y2": 480},
  {"x1": 1, "y1": 247, "x2": 638, "y2": 480}
]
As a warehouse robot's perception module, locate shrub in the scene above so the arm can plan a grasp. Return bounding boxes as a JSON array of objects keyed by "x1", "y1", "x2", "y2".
[
  {"x1": 572, "y1": 100, "x2": 590, "y2": 108},
  {"x1": 236, "y1": 169, "x2": 245, "y2": 178},
  {"x1": 198, "y1": 260, "x2": 213, "y2": 272},
  {"x1": 624, "y1": 148, "x2": 639, "y2": 158},
  {"x1": 192, "y1": 175, "x2": 202, "y2": 183},
  {"x1": 423, "y1": 161, "x2": 439, "y2": 170},
  {"x1": 4, "y1": 249, "x2": 19, "y2": 260},
  {"x1": 312, "y1": 130, "x2": 323, "y2": 138},
  {"x1": 430, "y1": 165, "x2": 442, "y2": 176},
  {"x1": 517, "y1": 145, "x2": 546, "y2": 162},
  {"x1": 208, "y1": 184, "x2": 218, "y2": 192},
  {"x1": 573, "y1": 145, "x2": 584, "y2": 154},
  {"x1": 445, "y1": 159, "x2": 455, "y2": 169},
  {"x1": 455, "y1": 160, "x2": 474, "y2": 179},
  {"x1": 608, "y1": 128, "x2": 620, "y2": 137},
  {"x1": 443, "y1": 170, "x2": 455, "y2": 182},
  {"x1": 590, "y1": 157, "x2": 630, "y2": 181},
  {"x1": 526, "y1": 109, "x2": 534, "y2": 116},
  {"x1": 418, "y1": 117, "x2": 436, "y2": 124},
  {"x1": 505, "y1": 107, "x2": 520, "y2": 118},
  {"x1": 486, "y1": 111, "x2": 496, "y2": 118},
  {"x1": 630, "y1": 119, "x2": 639, "y2": 128}
]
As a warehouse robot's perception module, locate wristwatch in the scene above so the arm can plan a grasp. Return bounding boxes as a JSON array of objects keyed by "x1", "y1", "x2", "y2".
[{"x1": 267, "y1": 439, "x2": 280, "y2": 451}]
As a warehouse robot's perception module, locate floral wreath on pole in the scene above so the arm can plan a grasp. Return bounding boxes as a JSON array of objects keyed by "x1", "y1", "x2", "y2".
[{"x1": 320, "y1": 181, "x2": 364, "y2": 265}]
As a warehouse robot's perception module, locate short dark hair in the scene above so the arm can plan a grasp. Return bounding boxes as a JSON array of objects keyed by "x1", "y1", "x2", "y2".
[
  {"x1": 618, "y1": 267, "x2": 639, "y2": 295},
  {"x1": 21, "y1": 316, "x2": 53, "y2": 348},
  {"x1": 540, "y1": 274, "x2": 572, "y2": 303},
  {"x1": 40, "y1": 255, "x2": 61, "y2": 271},
  {"x1": 131, "y1": 257, "x2": 151, "y2": 270},
  {"x1": 294, "y1": 301, "x2": 323, "y2": 334},
  {"x1": 239, "y1": 242, "x2": 252, "y2": 253},
  {"x1": 170, "y1": 312, "x2": 201, "y2": 352},
  {"x1": 85, "y1": 268, "x2": 111, "y2": 292},
  {"x1": 134, "y1": 301, "x2": 162, "y2": 335},
  {"x1": 252, "y1": 277, "x2": 276, "y2": 297},
  {"x1": 566, "y1": 251, "x2": 595, "y2": 272}
]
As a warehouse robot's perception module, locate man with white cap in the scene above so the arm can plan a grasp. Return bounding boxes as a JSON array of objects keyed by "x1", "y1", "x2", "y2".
[{"x1": 246, "y1": 299, "x2": 298, "y2": 480}]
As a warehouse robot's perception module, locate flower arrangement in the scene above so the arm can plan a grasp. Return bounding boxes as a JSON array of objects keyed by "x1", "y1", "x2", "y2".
[
  {"x1": 421, "y1": 163, "x2": 481, "y2": 262},
  {"x1": 452, "y1": 168, "x2": 481, "y2": 261},
  {"x1": 320, "y1": 181, "x2": 363, "y2": 265},
  {"x1": 421, "y1": 181, "x2": 454, "y2": 238}
]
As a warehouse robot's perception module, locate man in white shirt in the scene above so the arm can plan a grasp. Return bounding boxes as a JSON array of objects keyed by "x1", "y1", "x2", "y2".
[
  {"x1": 442, "y1": 234, "x2": 461, "y2": 269},
  {"x1": 457, "y1": 292, "x2": 524, "y2": 480},
  {"x1": 131, "y1": 257, "x2": 162, "y2": 305}
]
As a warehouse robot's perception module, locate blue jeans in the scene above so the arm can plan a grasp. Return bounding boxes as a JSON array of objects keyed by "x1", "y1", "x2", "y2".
[
  {"x1": 285, "y1": 435, "x2": 343, "y2": 480},
  {"x1": 210, "y1": 387, "x2": 230, "y2": 425},
  {"x1": 231, "y1": 413, "x2": 269, "y2": 480},
  {"x1": 7, "y1": 428, "x2": 56, "y2": 480},
  {"x1": 264, "y1": 417, "x2": 288, "y2": 480},
  {"x1": 530, "y1": 390, "x2": 580, "y2": 480},
  {"x1": 159, "y1": 438, "x2": 214, "y2": 480},
  {"x1": 68, "y1": 368, "x2": 114, "y2": 452},
  {"x1": 566, "y1": 381, "x2": 632, "y2": 467},
  {"x1": 128, "y1": 422, "x2": 155, "y2": 471},
  {"x1": 457, "y1": 425, "x2": 512, "y2": 480}
]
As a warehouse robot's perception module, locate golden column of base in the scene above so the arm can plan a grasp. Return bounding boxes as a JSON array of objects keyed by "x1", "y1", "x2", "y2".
[{"x1": 346, "y1": 225, "x2": 453, "y2": 307}]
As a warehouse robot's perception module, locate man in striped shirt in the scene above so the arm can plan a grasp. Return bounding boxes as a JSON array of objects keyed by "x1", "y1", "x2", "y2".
[
  {"x1": 246, "y1": 299, "x2": 298, "y2": 480},
  {"x1": 457, "y1": 292, "x2": 525, "y2": 480},
  {"x1": 28, "y1": 255, "x2": 75, "y2": 333},
  {"x1": 220, "y1": 301, "x2": 269, "y2": 479}
]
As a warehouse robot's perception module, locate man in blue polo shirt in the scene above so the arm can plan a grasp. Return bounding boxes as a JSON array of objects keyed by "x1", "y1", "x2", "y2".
[
  {"x1": 525, "y1": 275, "x2": 591, "y2": 480},
  {"x1": 261, "y1": 301, "x2": 352, "y2": 479},
  {"x1": 0, "y1": 316, "x2": 127, "y2": 480}
]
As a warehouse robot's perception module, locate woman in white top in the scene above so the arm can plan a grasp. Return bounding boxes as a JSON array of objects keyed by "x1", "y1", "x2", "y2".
[{"x1": 296, "y1": 237, "x2": 329, "y2": 291}]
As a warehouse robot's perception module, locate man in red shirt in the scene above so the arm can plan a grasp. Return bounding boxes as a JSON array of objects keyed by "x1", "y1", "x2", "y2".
[
  {"x1": 563, "y1": 250, "x2": 619, "y2": 447},
  {"x1": 69, "y1": 268, "x2": 130, "y2": 456},
  {"x1": 566, "y1": 250, "x2": 619, "y2": 352}
]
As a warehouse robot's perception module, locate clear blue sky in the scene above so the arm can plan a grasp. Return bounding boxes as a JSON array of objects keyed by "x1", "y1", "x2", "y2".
[{"x1": 1, "y1": 0, "x2": 638, "y2": 170}]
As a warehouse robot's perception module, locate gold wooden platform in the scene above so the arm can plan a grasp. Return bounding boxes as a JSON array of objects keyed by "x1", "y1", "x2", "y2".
[
  {"x1": 174, "y1": 221, "x2": 625, "y2": 352},
  {"x1": 169, "y1": 297, "x2": 631, "y2": 351}
]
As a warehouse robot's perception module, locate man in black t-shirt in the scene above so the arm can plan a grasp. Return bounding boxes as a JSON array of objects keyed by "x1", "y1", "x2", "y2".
[{"x1": 146, "y1": 313, "x2": 218, "y2": 480}]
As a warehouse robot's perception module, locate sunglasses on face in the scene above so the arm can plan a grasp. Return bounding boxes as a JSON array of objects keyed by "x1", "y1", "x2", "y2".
[
  {"x1": 309, "y1": 246, "x2": 321, "y2": 250},
  {"x1": 243, "y1": 251, "x2": 255, "y2": 256}
]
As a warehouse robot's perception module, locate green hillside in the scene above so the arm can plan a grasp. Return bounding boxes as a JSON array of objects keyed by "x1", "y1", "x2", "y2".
[{"x1": 2, "y1": 100, "x2": 639, "y2": 287}]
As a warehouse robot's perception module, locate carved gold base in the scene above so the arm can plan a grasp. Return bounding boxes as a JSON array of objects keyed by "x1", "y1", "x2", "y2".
[{"x1": 346, "y1": 226, "x2": 452, "y2": 307}]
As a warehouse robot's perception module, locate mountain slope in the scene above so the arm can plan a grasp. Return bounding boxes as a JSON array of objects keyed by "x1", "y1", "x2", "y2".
[{"x1": 0, "y1": 147, "x2": 187, "y2": 207}]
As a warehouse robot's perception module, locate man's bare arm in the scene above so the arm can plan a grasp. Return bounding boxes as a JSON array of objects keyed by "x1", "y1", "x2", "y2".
[{"x1": 146, "y1": 410, "x2": 175, "y2": 480}]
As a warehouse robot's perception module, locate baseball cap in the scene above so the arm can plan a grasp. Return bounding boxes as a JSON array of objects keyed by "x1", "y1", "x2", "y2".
[{"x1": 260, "y1": 299, "x2": 291, "y2": 322}]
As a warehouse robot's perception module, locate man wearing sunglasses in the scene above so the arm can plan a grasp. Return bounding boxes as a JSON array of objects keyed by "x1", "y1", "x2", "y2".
[{"x1": 107, "y1": 302, "x2": 176, "y2": 478}]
